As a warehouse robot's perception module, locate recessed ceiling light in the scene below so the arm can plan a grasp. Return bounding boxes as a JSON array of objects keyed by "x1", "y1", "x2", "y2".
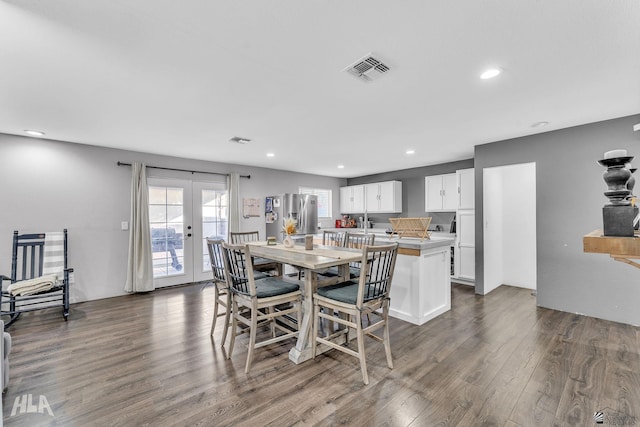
[
  {"x1": 337, "y1": 164, "x2": 345, "y2": 169},
  {"x1": 266, "y1": 152, "x2": 275, "y2": 157},
  {"x1": 531, "y1": 121, "x2": 549, "y2": 128},
  {"x1": 24, "y1": 130, "x2": 45, "y2": 137},
  {"x1": 406, "y1": 149, "x2": 415, "y2": 155},
  {"x1": 229, "y1": 136, "x2": 251, "y2": 144},
  {"x1": 480, "y1": 68, "x2": 502, "y2": 80}
]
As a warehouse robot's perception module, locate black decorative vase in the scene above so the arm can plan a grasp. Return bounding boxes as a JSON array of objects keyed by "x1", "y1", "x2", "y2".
[
  {"x1": 599, "y1": 155, "x2": 635, "y2": 236},
  {"x1": 598, "y1": 156, "x2": 633, "y2": 205},
  {"x1": 627, "y1": 167, "x2": 637, "y2": 196}
]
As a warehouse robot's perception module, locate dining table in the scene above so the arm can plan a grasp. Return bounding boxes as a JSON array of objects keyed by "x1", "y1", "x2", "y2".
[{"x1": 246, "y1": 241, "x2": 362, "y2": 364}]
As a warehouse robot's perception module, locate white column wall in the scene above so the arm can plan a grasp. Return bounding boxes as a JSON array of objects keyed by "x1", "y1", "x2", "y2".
[
  {"x1": 482, "y1": 167, "x2": 504, "y2": 294},
  {"x1": 501, "y1": 163, "x2": 537, "y2": 290}
]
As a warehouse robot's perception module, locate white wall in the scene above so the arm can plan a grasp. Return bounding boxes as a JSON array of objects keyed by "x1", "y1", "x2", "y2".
[
  {"x1": 0, "y1": 133, "x2": 345, "y2": 304},
  {"x1": 501, "y1": 163, "x2": 536, "y2": 289},
  {"x1": 482, "y1": 167, "x2": 503, "y2": 294},
  {"x1": 482, "y1": 163, "x2": 536, "y2": 294}
]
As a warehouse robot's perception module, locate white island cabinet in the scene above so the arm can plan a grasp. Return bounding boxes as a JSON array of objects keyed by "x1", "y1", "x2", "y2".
[{"x1": 375, "y1": 235, "x2": 454, "y2": 325}]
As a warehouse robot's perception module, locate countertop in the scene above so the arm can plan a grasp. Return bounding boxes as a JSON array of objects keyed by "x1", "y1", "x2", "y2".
[{"x1": 316, "y1": 228, "x2": 455, "y2": 250}]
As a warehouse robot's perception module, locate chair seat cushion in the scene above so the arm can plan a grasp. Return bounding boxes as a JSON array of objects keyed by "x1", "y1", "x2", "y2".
[
  {"x1": 319, "y1": 266, "x2": 361, "y2": 279},
  {"x1": 316, "y1": 281, "x2": 384, "y2": 304},
  {"x1": 316, "y1": 281, "x2": 359, "y2": 304},
  {"x1": 253, "y1": 271, "x2": 270, "y2": 280},
  {"x1": 255, "y1": 277, "x2": 300, "y2": 298}
]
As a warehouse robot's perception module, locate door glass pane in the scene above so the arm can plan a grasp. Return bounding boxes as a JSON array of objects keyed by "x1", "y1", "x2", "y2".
[
  {"x1": 166, "y1": 188, "x2": 183, "y2": 205},
  {"x1": 201, "y1": 189, "x2": 228, "y2": 271},
  {"x1": 148, "y1": 187, "x2": 167, "y2": 204},
  {"x1": 149, "y1": 205, "x2": 167, "y2": 223},
  {"x1": 149, "y1": 185, "x2": 185, "y2": 278}
]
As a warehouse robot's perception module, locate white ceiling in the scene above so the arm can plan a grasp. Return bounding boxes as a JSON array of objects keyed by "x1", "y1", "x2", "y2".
[{"x1": 1, "y1": 1, "x2": 639, "y2": 178}]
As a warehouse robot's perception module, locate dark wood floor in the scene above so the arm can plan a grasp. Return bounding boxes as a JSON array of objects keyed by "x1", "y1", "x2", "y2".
[{"x1": 2, "y1": 283, "x2": 639, "y2": 426}]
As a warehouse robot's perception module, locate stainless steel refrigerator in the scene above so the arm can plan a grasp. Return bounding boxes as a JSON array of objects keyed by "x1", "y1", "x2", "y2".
[{"x1": 265, "y1": 194, "x2": 318, "y2": 241}]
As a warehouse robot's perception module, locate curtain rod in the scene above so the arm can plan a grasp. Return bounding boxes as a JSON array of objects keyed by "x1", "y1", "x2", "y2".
[{"x1": 117, "y1": 161, "x2": 250, "y2": 179}]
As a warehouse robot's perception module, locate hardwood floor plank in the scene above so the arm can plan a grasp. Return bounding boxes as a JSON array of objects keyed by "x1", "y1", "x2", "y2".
[
  {"x1": 508, "y1": 310, "x2": 586, "y2": 426},
  {"x1": 552, "y1": 316, "x2": 609, "y2": 426},
  {"x1": 596, "y1": 321, "x2": 640, "y2": 426}
]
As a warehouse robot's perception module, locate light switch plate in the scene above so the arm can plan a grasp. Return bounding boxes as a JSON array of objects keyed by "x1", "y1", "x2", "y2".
[{"x1": 121, "y1": 221, "x2": 129, "y2": 230}]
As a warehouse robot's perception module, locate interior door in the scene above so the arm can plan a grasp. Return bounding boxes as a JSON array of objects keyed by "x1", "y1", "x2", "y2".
[{"x1": 148, "y1": 178, "x2": 228, "y2": 287}]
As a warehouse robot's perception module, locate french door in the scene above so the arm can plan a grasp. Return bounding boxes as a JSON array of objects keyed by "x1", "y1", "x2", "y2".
[{"x1": 148, "y1": 178, "x2": 228, "y2": 288}]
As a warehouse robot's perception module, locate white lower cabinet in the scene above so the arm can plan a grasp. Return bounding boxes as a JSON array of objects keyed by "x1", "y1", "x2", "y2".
[{"x1": 389, "y1": 245, "x2": 451, "y2": 325}]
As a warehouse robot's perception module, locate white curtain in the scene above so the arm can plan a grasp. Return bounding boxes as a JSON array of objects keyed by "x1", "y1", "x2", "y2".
[
  {"x1": 125, "y1": 162, "x2": 154, "y2": 293},
  {"x1": 228, "y1": 172, "x2": 241, "y2": 236}
]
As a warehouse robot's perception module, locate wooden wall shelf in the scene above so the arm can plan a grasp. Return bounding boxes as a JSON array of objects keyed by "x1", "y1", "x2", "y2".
[{"x1": 583, "y1": 229, "x2": 640, "y2": 269}]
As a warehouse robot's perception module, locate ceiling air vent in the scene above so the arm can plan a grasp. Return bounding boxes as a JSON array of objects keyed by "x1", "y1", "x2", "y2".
[
  {"x1": 229, "y1": 136, "x2": 251, "y2": 144},
  {"x1": 343, "y1": 53, "x2": 391, "y2": 82}
]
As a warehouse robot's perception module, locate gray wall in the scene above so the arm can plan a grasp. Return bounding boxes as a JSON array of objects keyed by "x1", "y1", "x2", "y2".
[
  {"x1": 475, "y1": 114, "x2": 640, "y2": 326},
  {"x1": 347, "y1": 159, "x2": 474, "y2": 226},
  {"x1": 0, "y1": 133, "x2": 345, "y2": 303}
]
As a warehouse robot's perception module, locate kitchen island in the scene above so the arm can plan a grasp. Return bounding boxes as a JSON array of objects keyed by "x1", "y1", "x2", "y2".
[
  {"x1": 317, "y1": 229, "x2": 454, "y2": 325},
  {"x1": 376, "y1": 234, "x2": 454, "y2": 325}
]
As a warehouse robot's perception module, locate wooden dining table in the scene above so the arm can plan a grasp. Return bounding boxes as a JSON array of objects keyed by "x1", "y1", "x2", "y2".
[{"x1": 246, "y1": 241, "x2": 362, "y2": 364}]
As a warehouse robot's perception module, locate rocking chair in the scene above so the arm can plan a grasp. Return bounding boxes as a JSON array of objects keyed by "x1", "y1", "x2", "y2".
[{"x1": 0, "y1": 230, "x2": 72, "y2": 329}]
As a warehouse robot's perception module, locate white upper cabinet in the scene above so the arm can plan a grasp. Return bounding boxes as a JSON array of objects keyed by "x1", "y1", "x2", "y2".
[
  {"x1": 341, "y1": 181, "x2": 402, "y2": 213},
  {"x1": 457, "y1": 168, "x2": 475, "y2": 210},
  {"x1": 365, "y1": 181, "x2": 402, "y2": 213},
  {"x1": 425, "y1": 174, "x2": 457, "y2": 211},
  {"x1": 339, "y1": 185, "x2": 365, "y2": 213}
]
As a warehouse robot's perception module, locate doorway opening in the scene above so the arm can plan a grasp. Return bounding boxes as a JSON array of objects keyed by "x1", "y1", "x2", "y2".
[{"x1": 482, "y1": 162, "x2": 537, "y2": 295}]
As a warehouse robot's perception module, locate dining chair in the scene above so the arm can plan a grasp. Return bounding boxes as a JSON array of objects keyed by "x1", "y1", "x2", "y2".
[
  {"x1": 206, "y1": 238, "x2": 232, "y2": 343},
  {"x1": 229, "y1": 231, "x2": 283, "y2": 276},
  {"x1": 221, "y1": 242, "x2": 302, "y2": 373},
  {"x1": 342, "y1": 232, "x2": 375, "y2": 279},
  {"x1": 206, "y1": 238, "x2": 272, "y2": 344},
  {"x1": 311, "y1": 242, "x2": 399, "y2": 385},
  {"x1": 229, "y1": 231, "x2": 261, "y2": 244},
  {"x1": 322, "y1": 230, "x2": 346, "y2": 247},
  {"x1": 343, "y1": 232, "x2": 376, "y2": 249}
]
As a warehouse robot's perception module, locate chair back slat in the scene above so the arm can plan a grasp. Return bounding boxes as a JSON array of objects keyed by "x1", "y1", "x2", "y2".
[
  {"x1": 343, "y1": 232, "x2": 375, "y2": 249},
  {"x1": 221, "y1": 242, "x2": 256, "y2": 296},
  {"x1": 206, "y1": 239, "x2": 226, "y2": 283},
  {"x1": 229, "y1": 231, "x2": 260, "y2": 244},
  {"x1": 344, "y1": 233, "x2": 376, "y2": 271},
  {"x1": 12, "y1": 232, "x2": 47, "y2": 282},
  {"x1": 322, "y1": 230, "x2": 346, "y2": 247},
  {"x1": 358, "y1": 243, "x2": 398, "y2": 306}
]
